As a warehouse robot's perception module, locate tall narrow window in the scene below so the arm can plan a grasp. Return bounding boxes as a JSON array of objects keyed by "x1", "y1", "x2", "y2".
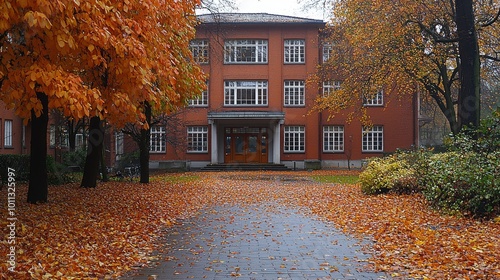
[
  {"x1": 190, "y1": 40, "x2": 209, "y2": 64},
  {"x1": 362, "y1": 126, "x2": 383, "y2": 152},
  {"x1": 322, "y1": 43, "x2": 333, "y2": 62},
  {"x1": 150, "y1": 126, "x2": 166, "y2": 153},
  {"x1": 284, "y1": 39, "x2": 305, "y2": 64},
  {"x1": 187, "y1": 126, "x2": 208, "y2": 153},
  {"x1": 363, "y1": 90, "x2": 384, "y2": 106},
  {"x1": 115, "y1": 131, "x2": 124, "y2": 160},
  {"x1": 284, "y1": 126, "x2": 305, "y2": 152},
  {"x1": 322, "y1": 81, "x2": 341, "y2": 96},
  {"x1": 323, "y1": 126, "x2": 344, "y2": 152},
  {"x1": 4, "y1": 120, "x2": 12, "y2": 147},
  {"x1": 284, "y1": 80, "x2": 305, "y2": 106},
  {"x1": 224, "y1": 40, "x2": 268, "y2": 63},
  {"x1": 189, "y1": 81, "x2": 209, "y2": 107},
  {"x1": 224, "y1": 81, "x2": 268, "y2": 106}
]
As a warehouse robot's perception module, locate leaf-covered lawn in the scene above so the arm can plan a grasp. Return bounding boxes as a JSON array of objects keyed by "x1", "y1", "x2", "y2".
[{"x1": 1, "y1": 171, "x2": 499, "y2": 279}]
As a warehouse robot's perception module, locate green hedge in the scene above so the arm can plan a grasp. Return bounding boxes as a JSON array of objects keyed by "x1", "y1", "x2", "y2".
[
  {"x1": 0, "y1": 154, "x2": 77, "y2": 185},
  {"x1": 359, "y1": 111, "x2": 500, "y2": 218}
]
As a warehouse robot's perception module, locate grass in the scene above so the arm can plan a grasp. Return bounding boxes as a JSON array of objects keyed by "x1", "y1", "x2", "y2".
[{"x1": 310, "y1": 174, "x2": 359, "y2": 184}]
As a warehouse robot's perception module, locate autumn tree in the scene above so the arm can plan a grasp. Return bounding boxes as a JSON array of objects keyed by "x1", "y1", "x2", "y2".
[
  {"x1": 0, "y1": 1, "x2": 103, "y2": 203},
  {"x1": 314, "y1": 0, "x2": 500, "y2": 134},
  {"x1": 78, "y1": 0, "x2": 206, "y2": 188},
  {"x1": 0, "y1": 0, "x2": 205, "y2": 200}
]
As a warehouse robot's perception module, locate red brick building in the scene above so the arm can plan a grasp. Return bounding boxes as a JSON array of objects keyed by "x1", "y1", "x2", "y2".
[
  {"x1": 148, "y1": 13, "x2": 418, "y2": 170},
  {"x1": 0, "y1": 13, "x2": 418, "y2": 170}
]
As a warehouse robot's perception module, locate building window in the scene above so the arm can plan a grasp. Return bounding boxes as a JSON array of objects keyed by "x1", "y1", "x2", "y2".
[
  {"x1": 323, "y1": 126, "x2": 344, "y2": 152},
  {"x1": 189, "y1": 81, "x2": 209, "y2": 107},
  {"x1": 284, "y1": 39, "x2": 305, "y2": 64},
  {"x1": 187, "y1": 126, "x2": 208, "y2": 153},
  {"x1": 322, "y1": 43, "x2": 333, "y2": 62},
  {"x1": 150, "y1": 126, "x2": 166, "y2": 153},
  {"x1": 284, "y1": 80, "x2": 305, "y2": 106},
  {"x1": 190, "y1": 39, "x2": 209, "y2": 64},
  {"x1": 322, "y1": 81, "x2": 341, "y2": 96},
  {"x1": 224, "y1": 81, "x2": 268, "y2": 106},
  {"x1": 362, "y1": 126, "x2": 383, "y2": 152},
  {"x1": 224, "y1": 40, "x2": 268, "y2": 63},
  {"x1": 4, "y1": 120, "x2": 12, "y2": 147},
  {"x1": 115, "y1": 131, "x2": 124, "y2": 160},
  {"x1": 75, "y1": 133, "x2": 85, "y2": 150},
  {"x1": 49, "y1": 125, "x2": 68, "y2": 147},
  {"x1": 284, "y1": 126, "x2": 305, "y2": 153},
  {"x1": 364, "y1": 90, "x2": 384, "y2": 106}
]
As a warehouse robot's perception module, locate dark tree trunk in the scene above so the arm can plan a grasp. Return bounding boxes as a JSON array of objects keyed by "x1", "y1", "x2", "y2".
[
  {"x1": 455, "y1": 0, "x2": 481, "y2": 131},
  {"x1": 81, "y1": 116, "x2": 104, "y2": 188},
  {"x1": 139, "y1": 102, "x2": 151, "y2": 184},
  {"x1": 27, "y1": 92, "x2": 49, "y2": 204},
  {"x1": 68, "y1": 120, "x2": 76, "y2": 152}
]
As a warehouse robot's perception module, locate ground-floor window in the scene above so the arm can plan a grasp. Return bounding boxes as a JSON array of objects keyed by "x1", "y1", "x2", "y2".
[
  {"x1": 187, "y1": 126, "x2": 208, "y2": 153},
  {"x1": 150, "y1": 126, "x2": 166, "y2": 153},
  {"x1": 323, "y1": 126, "x2": 344, "y2": 152},
  {"x1": 4, "y1": 120, "x2": 13, "y2": 147},
  {"x1": 362, "y1": 126, "x2": 383, "y2": 152},
  {"x1": 284, "y1": 126, "x2": 305, "y2": 153}
]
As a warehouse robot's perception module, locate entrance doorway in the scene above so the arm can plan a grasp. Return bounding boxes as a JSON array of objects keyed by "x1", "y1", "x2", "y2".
[{"x1": 224, "y1": 128, "x2": 268, "y2": 163}]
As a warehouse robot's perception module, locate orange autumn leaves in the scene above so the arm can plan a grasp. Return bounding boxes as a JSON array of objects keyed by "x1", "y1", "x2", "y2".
[
  {"x1": 0, "y1": 0, "x2": 206, "y2": 128},
  {"x1": 1, "y1": 171, "x2": 499, "y2": 279}
]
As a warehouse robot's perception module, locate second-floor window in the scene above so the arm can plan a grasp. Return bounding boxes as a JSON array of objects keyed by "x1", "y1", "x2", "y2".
[
  {"x1": 322, "y1": 81, "x2": 341, "y2": 96},
  {"x1": 284, "y1": 80, "x2": 305, "y2": 106},
  {"x1": 189, "y1": 81, "x2": 209, "y2": 107},
  {"x1": 224, "y1": 81, "x2": 268, "y2": 106},
  {"x1": 322, "y1": 43, "x2": 333, "y2": 62},
  {"x1": 284, "y1": 39, "x2": 305, "y2": 63},
  {"x1": 224, "y1": 40, "x2": 268, "y2": 63},
  {"x1": 364, "y1": 90, "x2": 384, "y2": 106},
  {"x1": 190, "y1": 40, "x2": 209, "y2": 64}
]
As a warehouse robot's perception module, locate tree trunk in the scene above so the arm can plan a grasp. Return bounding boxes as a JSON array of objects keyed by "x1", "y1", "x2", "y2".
[
  {"x1": 139, "y1": 102, "x2": 151, "y2": 184},
  {"x1": 27, "y1": 92, "x2": 49, "y2": 203},
  {"x1": 100, "y1": 135, "x2": 109, "y2": 182},
  {"x1": 455, "y1": 0, "x2": 481, "y2": 131},
  {"x1": 81, "y1": 116, "x2": 104, "y2": 188}
]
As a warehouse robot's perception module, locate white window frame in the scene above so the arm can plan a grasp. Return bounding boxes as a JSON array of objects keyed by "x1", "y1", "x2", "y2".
[
  {"x1": 224, "y1": 40, "x2": 268, "y2": 64},
  {"x1": 187, "y1": 126, "x2": 208, "y2": 153},
  {"x1": 322, "y1": 43, "x2": 333, "y2": 62},
  {"x1": 364, "y1": 90, "x2": 384, "y2": 106},
  {"x1": 284, "y1": 80, "x2": 305, "y2": 106},
  {"x1": 323, "y1": 126, "x2": 344, "y2": 152},
  {"x1": 224, "y1": 81, "x2": 268, "y2": 106},
  {"x1": 150, "y1": 126, "x2": 166, "y2": 153},
  {"x1": 284, "y1": 39, "x2": 305, "y2": 64},
  {"x1": 284, "y1": 126, "x2": 305, "y2": 153},
  {"x1": 4, "y1": 120, "x2": 12, "y2": 147},
  {"x1": 322, "y1": 81, "x2": 341, "y2": 96},
  {"x1": 362, "y1": 126, "x2": 384, "y2": 152},
  {"x1": 190, "y1": 39, "x2": 209, "y2": 64},
  {"x1": 75, "y1": 133, "x2": 85, "y2": 150},
  {"x1": 189, "y1": 81, "x2": 209, "y2": 107},
  {"x1": 115, "y1": 131, "x2": 124, "y2": 160}
]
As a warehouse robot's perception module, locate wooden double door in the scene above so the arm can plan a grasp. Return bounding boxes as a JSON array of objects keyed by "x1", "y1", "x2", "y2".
[{"x1": 224, "y1": 128, "x2": 268, "y2": 163}]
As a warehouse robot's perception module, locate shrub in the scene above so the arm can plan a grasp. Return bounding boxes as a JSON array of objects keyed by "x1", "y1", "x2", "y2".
[
  {"x1": 0, "y1": 154, "x2": 78, "y2": 186},
  {"x1": 360, "y1": 155, "x2": 415, "y2": 194},
  {"x1": 422, "y1": 151, "x2": 500, "y2": 217}
]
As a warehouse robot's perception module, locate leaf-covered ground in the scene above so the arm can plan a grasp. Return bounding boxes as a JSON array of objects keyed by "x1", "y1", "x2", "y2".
[{"x1": 1, "y1": 171, "x2": 499, "y2": 279}]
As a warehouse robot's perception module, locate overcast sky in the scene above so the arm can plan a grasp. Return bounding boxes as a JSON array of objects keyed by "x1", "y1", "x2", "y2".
[
  {"x1": 199, "y1": 0, "x2": 328, "y2": 21},
  {"x1": 235, "y1": 0, "x2": 325, "y2": 20}
]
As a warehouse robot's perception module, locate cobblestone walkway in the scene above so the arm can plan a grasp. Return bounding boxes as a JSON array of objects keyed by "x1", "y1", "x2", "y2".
[{"x1": 122, "y1": 203, "x2": 388, "y2": 280}]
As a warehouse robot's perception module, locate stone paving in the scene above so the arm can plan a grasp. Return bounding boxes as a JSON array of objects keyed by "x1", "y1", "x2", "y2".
[{"x1": 122, "y1": 203, "x2": 389, "y2": 280}]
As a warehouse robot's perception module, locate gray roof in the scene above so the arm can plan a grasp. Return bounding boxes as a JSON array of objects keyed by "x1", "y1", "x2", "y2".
[{"x1": 197, "y1": 13, "x2": 325, "y2": 25}]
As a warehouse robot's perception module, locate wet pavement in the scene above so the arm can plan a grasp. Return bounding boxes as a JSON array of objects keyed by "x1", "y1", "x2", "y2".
[{"x1": 121, "y1": 203, "x2": 388, "y2": 280}]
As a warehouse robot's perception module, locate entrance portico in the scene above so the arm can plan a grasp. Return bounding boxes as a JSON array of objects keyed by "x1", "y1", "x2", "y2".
[{"x1": 207, "y1": 111, "x2": 285, "y2": 164}]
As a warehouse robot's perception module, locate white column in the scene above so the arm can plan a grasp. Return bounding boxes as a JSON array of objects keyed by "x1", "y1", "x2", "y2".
[
  {"x1": 210, "y1": 120, "x2": 218, "y2": 164},
  {"x1": 273, "y1": 120, "x2": 283, "y2": 164}
]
